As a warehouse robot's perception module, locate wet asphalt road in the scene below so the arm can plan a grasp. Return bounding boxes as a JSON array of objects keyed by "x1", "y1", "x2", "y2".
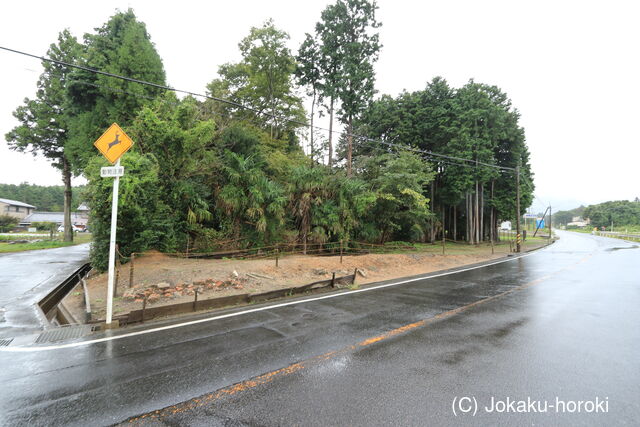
[
  {"x1": 0, "y1": 243, "x2": 89, "y2": 338},
  {"x1": 0, "y1": 231, "x2": 638, "y2": 426}
]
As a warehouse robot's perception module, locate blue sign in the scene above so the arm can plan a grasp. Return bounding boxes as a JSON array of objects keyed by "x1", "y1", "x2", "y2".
[{"x1": 536, "y1": 219, "x2": 545, "y2": 229}]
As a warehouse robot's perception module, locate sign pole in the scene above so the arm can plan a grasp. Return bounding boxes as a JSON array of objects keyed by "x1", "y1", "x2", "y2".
[
  {"x1": 106, "y1": 158, "x2": 121, "y2": 326},
  {"x1": 515, "y1": 165, "x2": 521, "y2": 253},
  {"x1": 93, "y1": 123, "x2": 133, "y2": 328}
]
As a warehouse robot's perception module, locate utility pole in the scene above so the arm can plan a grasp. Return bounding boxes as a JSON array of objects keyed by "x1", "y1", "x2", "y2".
[
  {"x1": 515, "y1": 165, "x2": 521, "y2": 253},
  {"x1": 548, "y1": 205, "x2": 552, "y2": 240}
]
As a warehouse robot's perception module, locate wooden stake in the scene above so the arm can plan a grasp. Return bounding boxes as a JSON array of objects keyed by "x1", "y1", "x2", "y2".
[
  {"x1": 129, "y1": 253, "x2": 135, "y2": 288},
  {"x1": 114, "y1": 268, "x2": 119, "y2": 298}
]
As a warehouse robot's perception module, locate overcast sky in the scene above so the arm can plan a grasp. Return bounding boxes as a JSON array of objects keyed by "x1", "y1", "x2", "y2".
[{"x1": 1, "y1": 0, "x2": 638, "y2": 212}]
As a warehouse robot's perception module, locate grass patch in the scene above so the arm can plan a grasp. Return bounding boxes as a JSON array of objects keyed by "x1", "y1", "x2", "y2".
[{"x1": 0, "y1": 233, "x2": 92, "y2": 253}]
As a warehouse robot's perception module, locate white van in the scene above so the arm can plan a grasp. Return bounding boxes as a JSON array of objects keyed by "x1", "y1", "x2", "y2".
[
  {"x1": 58, "y1": 225, "x2": 84, "y2": 232},
  {"x1": 500, "y1": 221, "x2": 512, "y2": 231}
]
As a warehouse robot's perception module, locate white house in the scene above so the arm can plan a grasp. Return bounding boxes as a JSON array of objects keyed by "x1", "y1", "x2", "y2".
[{"x1": 0, "y1": 198, "x2": 36, "y2": 220}]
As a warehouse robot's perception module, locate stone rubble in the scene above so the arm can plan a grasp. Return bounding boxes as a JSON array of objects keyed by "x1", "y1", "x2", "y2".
[{"x1": 122, "y1": 277, "x2": 246, "y2": 304}]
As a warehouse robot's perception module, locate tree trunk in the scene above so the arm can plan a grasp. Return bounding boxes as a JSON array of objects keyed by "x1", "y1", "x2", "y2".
[
  {"x1": 347, "y1": 115, "x2": 353, "y2": 176},
  {"x1": 473, "y1": 181, "x2": 480, "y2": 244},
  {"x1": 465, "y1": 193, "x2": 468, "y2": 243},
  {"x1": 302, "y1": 228, "x2": 307, "y2": 255},
  {"x1": 310, "y1": 90, "x2": 316, "y2": 166},
  {"x1": 467, "y1": 192, "x2": 475, "y2": 245},
  {"x1": 430, "y1": 181, "x2": 436, "y2": 243},
  {"x1": 480, "y1": 183, "x2": 484, "y2": 242},
  {"x1": 453, "y1": 205, "x2": 457, "y2": 241},
  {"x1": 328, "y1": 97, "x2": 334, "y2": 167},
  {"x1": 302, "y1": 212, "x2": 309, "y2": 255},
  {"x1": 62, "y1": 157, "x2": 73, "y2": 243},
  {"x1": 490, "y1": 180, "x2": 495, "y2": 244},
  {"x1": 466, "y1": 192, "x2": 470, "y2": 244}
]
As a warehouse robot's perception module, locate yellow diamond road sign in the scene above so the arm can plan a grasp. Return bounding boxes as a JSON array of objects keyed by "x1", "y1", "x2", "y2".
[{"x1": 93, "y1": 123, "x2": 134, "y2": 164}]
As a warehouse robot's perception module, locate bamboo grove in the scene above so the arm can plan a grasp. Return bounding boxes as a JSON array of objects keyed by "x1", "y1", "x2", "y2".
[{"x1": 5, "y1": 3, "x2": 534, "y2": 270}]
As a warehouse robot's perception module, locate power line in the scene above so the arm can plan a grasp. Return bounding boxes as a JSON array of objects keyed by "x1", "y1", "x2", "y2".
[
  {"x1": 1, "y1": 45, "x2": 518, "y2": 173},
  {"x1": 42, "y1": 67, "x2": 515, "y2": 175}
]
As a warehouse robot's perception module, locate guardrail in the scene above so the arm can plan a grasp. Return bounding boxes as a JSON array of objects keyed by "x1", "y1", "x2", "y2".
[
  {"x1": 38, "y1": 263, "x2": 92, "y2": 324},
  {"x1": 594, "y1": 231, "x2": 640, "y2": 242}
]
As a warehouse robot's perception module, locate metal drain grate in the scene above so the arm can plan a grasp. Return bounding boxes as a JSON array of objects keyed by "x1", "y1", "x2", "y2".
[
  {"x1": 35, "y1": 325, "x2": 93, "y2": 344},
  {"x1": 0, "y1": 338, "x2": 13, "y2": 347}
]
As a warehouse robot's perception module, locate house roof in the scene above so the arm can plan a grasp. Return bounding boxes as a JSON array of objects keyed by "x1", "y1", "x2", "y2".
[
  {"x1": 0, "y1": 198, "x2": 36, "y2": 209},
  {"x1": 20, "y1": 212, "x2": 87, "y2": 225}
]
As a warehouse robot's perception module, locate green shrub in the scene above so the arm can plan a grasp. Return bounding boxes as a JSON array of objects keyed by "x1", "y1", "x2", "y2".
[{"x1": 0, "y1": 215, "x2": 18, "y2": 232}]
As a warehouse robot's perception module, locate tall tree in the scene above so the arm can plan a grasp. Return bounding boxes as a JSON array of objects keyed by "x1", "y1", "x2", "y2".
[
  {"x1": 333, "y1": 0, "x2": 381, "y2": 176},
  {"x1": 353, "y1": 78, "x2": 533, "y2": 244},
  {"x1": 66, "y1": 8, "x2": 166, "y2": 170},
  {"x1": 315, "y1": 2, "x2": 345, "y2": 167},
  {"x1": 209, "y1": 19, "x2": 305, "y2": 141},
  {"x1": 5, "y1": 30, "x2": 83, "y2": 242},
  {"x1": 295, "y1": 33, "x2": 322, "y2": 165}
]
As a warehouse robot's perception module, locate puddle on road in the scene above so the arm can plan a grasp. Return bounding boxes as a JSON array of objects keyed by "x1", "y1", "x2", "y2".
[{"x1": 606, "y1": 245, "x2": 639, "y2": 252}]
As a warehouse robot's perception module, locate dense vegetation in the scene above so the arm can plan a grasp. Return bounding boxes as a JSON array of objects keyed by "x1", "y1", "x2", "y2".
[
  {"x1": 553, "y1": 199, "x2": 640, "y2": 228},
  {"x1": 5, "y1": 3, "x2": 535, "y2": 270},
  {"x1": 0, "y1": 183, "x2": 85, "y2": 212},
  {"x1": 583, "y1": 200, "x2": 640, "y2": 228},
  {"x1": 551, "y1": 206, "x2": 586, "y2": 226}
]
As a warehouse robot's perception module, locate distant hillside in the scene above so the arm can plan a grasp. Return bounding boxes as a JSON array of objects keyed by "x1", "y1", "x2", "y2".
[
  {"x1": 552, "y1": 205, "x2": 586, "y2": 226},
  {"x1": 553, "y1": 199, "x2": 640, "y2": 227},
  {"x1": 0, "y1": 183, "x2": 86, "y2": 212},
  {"x1": 583, "y1": 200, "x2": 640, "y2": 228}
]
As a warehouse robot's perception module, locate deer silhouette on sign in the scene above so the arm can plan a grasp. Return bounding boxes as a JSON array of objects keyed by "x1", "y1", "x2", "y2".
[{"x1": 107, "y1": 133, "x2": 121, "y2": 151}]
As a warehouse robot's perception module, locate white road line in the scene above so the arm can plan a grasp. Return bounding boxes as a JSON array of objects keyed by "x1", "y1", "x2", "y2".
[{"x1": 1, "y1": 251, "x2": 537, "y2": 352}]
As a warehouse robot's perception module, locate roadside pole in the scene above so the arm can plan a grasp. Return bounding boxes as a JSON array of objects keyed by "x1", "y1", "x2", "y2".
[
  {"x1": 105, "y1": 158, "x2": 120, "y2": 325},
  {"x1": 93, "y1": 123, "x2": 134, "y2": 328},
  {"x1": 515, "y1": 165, "x2": 521, "y2": 253},
  {"x1": 548, "y1": 205, "x2": 552, "y2": 241}
]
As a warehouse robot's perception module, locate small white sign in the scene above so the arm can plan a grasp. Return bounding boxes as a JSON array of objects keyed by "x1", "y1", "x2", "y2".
[
  {"x1": 101, "y1": 166, "x2": 125, "y2": 177},
  {"x1": 523, "y1": 213, "x2": 537, "y2": 218}
]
